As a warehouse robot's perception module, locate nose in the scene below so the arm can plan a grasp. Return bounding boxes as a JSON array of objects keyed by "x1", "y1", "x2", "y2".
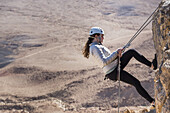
[{"x1": 102, "y1": 36, "x2": 104, "y2": 39}]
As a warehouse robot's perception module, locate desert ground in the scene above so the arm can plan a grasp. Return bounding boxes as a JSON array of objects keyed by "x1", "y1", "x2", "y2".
[{"x1": 0, "y1": 0, "x2": 161, "y2": 112}]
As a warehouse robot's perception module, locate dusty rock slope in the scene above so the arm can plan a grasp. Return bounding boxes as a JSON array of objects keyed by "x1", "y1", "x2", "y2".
[{"x1": 0, "y1": 0, "x2": 161, "y2": 112}]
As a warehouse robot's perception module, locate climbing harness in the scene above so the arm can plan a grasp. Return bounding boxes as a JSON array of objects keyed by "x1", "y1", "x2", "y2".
[{"x1": 117, "y1": 2, "x2": 162, "y2": 112}]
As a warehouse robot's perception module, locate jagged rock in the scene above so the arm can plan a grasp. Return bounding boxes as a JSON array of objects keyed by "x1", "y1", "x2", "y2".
[{"x1": 152, "y1": 0, "x2": 170, "y2": 113}]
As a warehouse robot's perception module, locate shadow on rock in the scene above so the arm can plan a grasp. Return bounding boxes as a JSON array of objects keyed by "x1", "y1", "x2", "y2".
[
  {"x1": 0, "y1": 46, "x2": 14, "y2": 69},
  {"x1": 0, "y1": 35, "x2": 44, "y2": 69}
]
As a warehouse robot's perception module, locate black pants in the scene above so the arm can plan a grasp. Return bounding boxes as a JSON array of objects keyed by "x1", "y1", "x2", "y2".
[{"x1": 106, "y1": 49, "x2": 154, "y2": 103}]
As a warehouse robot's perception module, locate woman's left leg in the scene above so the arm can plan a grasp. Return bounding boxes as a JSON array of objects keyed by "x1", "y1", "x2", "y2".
[
  {"x1": 120, "y1": 70, "x2": 154, "y2": 103},
  {"x1": 120, "y1": 49, "x2": 152, "y2": 70}
]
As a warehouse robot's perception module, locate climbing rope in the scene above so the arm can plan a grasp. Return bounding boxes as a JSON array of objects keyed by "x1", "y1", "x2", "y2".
[
  {"x1": 117, "y1": 2, "x2": 161, "y2": 113},
  {"x1": 117, "y1": 56, "x2": 121, "y2": 113},
  {"x1": 123, "y1": 4, "x2": 160, "y2": 52}
]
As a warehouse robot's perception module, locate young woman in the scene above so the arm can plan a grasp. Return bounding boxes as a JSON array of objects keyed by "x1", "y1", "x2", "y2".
[{"x1": 82, "y1": 27, "x2": 157, "y2": 106}]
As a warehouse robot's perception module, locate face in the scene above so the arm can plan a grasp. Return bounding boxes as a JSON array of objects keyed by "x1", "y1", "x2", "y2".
[{"x1": 95, "y1": 34, "x2": 104, "y2": 43}]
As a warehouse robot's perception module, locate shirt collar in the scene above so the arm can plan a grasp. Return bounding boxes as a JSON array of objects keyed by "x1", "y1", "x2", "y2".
[{"x1": 90, "y1": 42, "x2": 102, "y2": 46}]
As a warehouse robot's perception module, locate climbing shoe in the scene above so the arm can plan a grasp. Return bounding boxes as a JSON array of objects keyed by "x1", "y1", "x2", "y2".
[
  {"x1": 152, "y1": 54, "x2": 157, "y2": 70},
  {"x1": 150, "y1": 101, "x2": 155, "y2": 109}
]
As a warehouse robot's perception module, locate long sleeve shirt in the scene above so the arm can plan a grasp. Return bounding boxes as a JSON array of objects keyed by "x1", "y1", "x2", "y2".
[{"x1": 90, "y1": 42, "x2": 118, "y2": 74}]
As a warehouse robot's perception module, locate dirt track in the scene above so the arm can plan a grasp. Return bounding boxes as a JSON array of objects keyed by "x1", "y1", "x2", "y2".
[{"x1": 0, "y1": 0, "x2": 161, "y2": 112}]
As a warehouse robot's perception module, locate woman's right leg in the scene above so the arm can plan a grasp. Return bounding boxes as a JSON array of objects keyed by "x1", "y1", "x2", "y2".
[
  {"x1": 120, "y1": 70, "x2": 154, "y2": 103},
  {"x1": 120, "y1": 49, "x2": 152, "y2": 69}
]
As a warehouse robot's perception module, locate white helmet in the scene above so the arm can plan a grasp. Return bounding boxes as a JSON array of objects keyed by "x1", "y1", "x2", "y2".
[{"x1": 89, "y1": 27, "x2": 104, "y2": 36}]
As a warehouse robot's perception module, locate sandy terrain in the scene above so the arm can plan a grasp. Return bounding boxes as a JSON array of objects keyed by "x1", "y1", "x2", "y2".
[{"x1": 0, "y1": 0, "x2": 161, "y2": 112}]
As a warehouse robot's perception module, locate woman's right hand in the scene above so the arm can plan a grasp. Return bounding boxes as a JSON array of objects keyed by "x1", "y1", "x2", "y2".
[{"x1": 117, "y1": 48, "x2": 122, "y2": 57}]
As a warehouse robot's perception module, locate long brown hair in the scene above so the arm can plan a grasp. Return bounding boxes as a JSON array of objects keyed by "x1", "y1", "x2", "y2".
[{"x1": 82, "y1": 37, "x2": 94, "y2": 58}]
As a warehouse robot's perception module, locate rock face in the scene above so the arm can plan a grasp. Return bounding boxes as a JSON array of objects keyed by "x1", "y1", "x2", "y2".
[{"x1": 152, "y1": 0, "x2": 170, "y2": 113}]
